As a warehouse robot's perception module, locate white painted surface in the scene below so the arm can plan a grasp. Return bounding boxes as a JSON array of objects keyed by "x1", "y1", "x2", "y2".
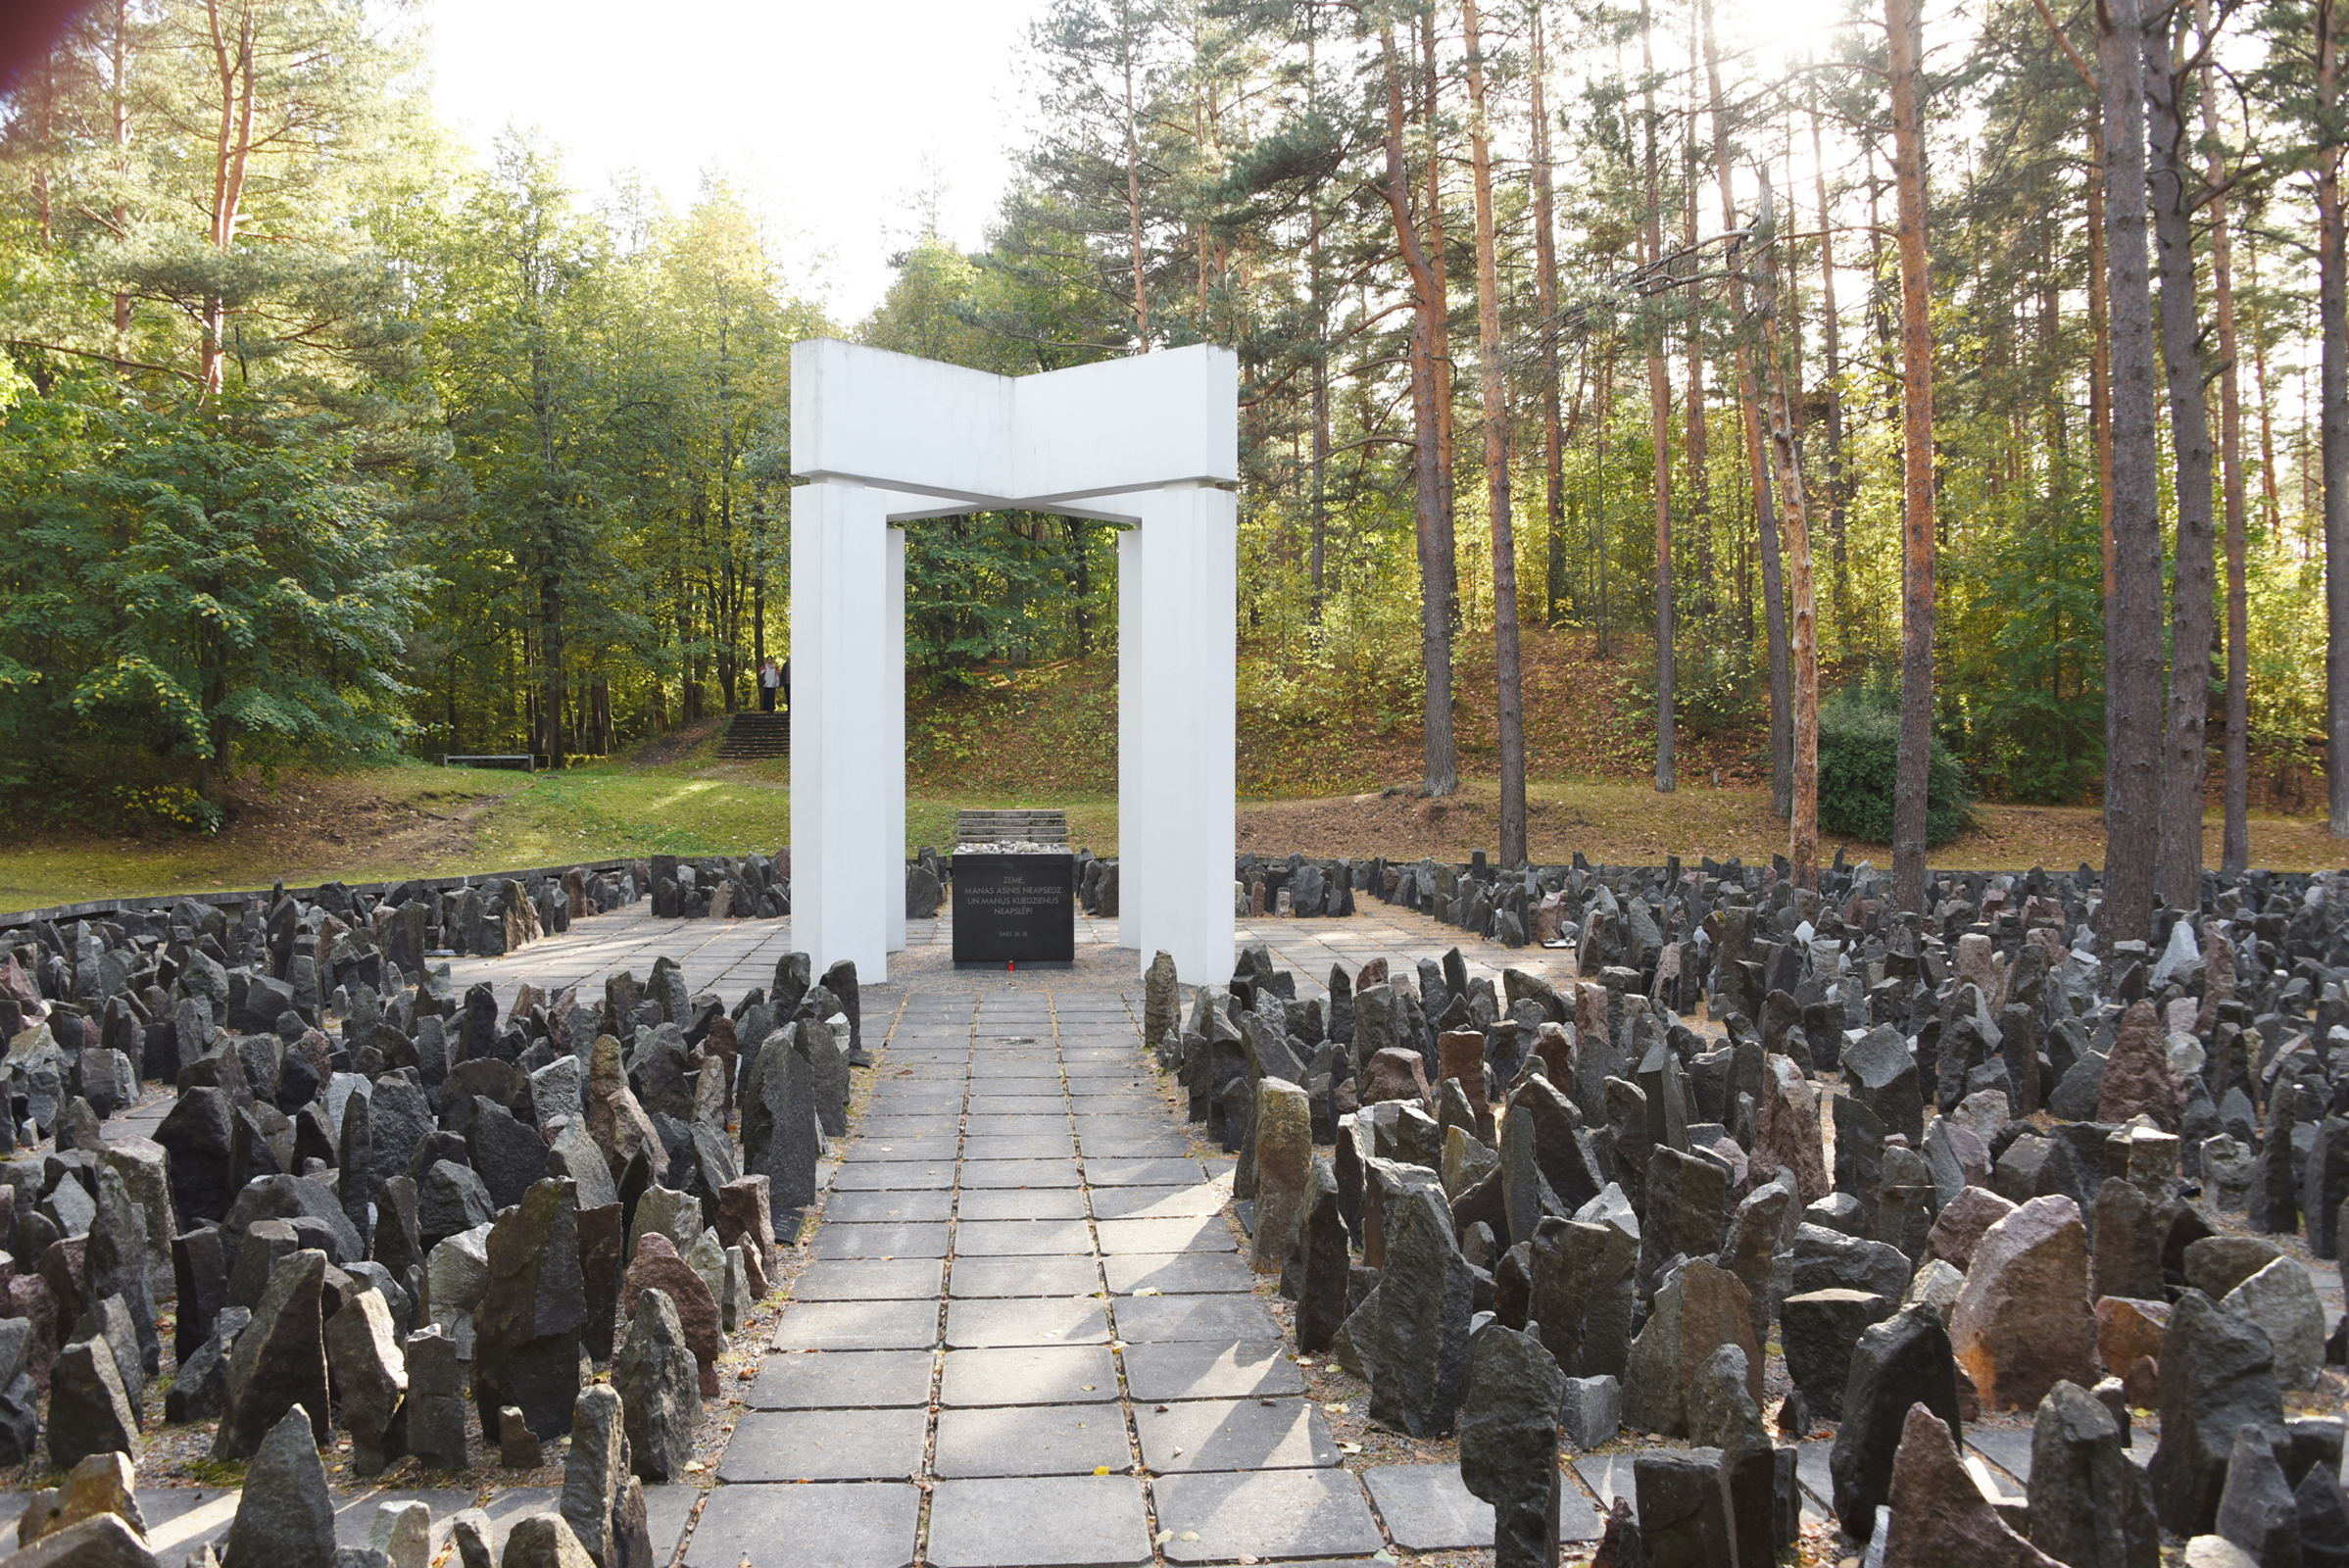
[{"x1": 789, "y1": 340, "x2": 1239, "y2": 982}]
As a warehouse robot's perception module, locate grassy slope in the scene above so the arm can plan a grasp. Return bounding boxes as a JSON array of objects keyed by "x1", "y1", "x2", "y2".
[{"x1": 3, "y1": 628, "x2": 2340, "y2": 907}]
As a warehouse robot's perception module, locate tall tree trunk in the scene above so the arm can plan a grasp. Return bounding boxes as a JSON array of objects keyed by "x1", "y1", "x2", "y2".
[
  {"x1": 1121, "y1": 2, "x2": 1149, "y2": 350},
  {"x1": 1378, "y1": 24, "x2": 1458, "y2": 797},
  {"x1": 1809, "y1": 96, "x2": 1851, "y2": 657},
  {"x1": 1463, "y1": 0, "x2": 1527, "y2": 861},
  {"x1": 1644, "y1": 0, "x2": 1677, "y2": 794},
  {"x1": 1700, "y1": 0, "x2": 1789, "y2": 815},
  {"x1": 1532, "y1": 5, "x2": 1568, "y2": 628},
  {"x1": 202, "y1": 0, "x2": 256, "y2": 398},
  {"x1": 1755, "y1": 186, "x2": 1819, "y2": 888},
  {"x1": 1686, "y1": 17, "x2": 1712, "y2": 615},
  {"x1": 2098, "y1": 0, "x2": 2167, "y2": 940},
  {"x1": 2196, "y1": 0, "x2": 2249, "y2": 875},
  {"x1": 1421, "y1": 10, "x2": 1459, "y2": 641},
  {"x1": 2149, "y1": 12, "x2": 2217, "y2": 906},
  {"x1": 1887, "y1": 0, "x2": 1937, "y2": 913},
  {"x1": 2247, "y1": 228, "x2": 2284, "y2": 539},
  {"x1": 2321, "y1": 0, "x2": 2349, "y2": 836}
]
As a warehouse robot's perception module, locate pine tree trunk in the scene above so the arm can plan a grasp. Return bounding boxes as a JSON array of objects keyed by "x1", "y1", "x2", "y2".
[
  {"x1": 1756, "y1": 188, "x2": 1820, "y2": 889},
  {"x1": 1886, "y1": 0, "x2": 1936, "y2": 914},
  {"x1": 2321, "y1": 3, "x2": 2349, "y2": 837},
  {"x1": 1532, "y1": 7, "x2": 1567, "y2": 629},
  {"x1": 1421, "y1": 12, "x2": 1459, "y2": 648},
  {"x1": 1377, "y1": 24, "x2": 1458, "y2": 798},
  {"x1": 2148, "y1": 16, "x2": 2217, "y2": 906},
  {"x1": 2195, "y1": 0, "x2": 2250, "y2": 875},
  {"x1": 2098, "y1": 0, "x2": 2167, "y2": 941},
  {"x1": 1463, "y1": 0, "x2": 1527, "y2": 863},
  {"x1": 1700, "y1": 0, "x2": 1788, "y2": 815},
  {"x1": 1810, "y1": 99, "x2": 1850, "y2": 658},
  {"x1": 1644, "y1": 0, "x2": 1676, "y2": 794}
]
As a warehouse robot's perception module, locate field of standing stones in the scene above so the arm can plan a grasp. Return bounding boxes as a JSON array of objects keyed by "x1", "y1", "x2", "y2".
[{"x1": 0, "y1": 847, "x2": 2341, "y2": 1565}]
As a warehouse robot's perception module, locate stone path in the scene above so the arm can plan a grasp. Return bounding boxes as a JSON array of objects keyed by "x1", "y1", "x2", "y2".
[{"x1": 708, "y1": 984, "x2": 1395, "y2": 1568}]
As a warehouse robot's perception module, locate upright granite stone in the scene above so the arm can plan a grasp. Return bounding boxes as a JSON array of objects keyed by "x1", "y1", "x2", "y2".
[
  {"x1": 1634, "y1": 1448, "x2": 1733, "y2": 1568},
  {"x1": 81, "y1": 1171, "x2": 155, "y2": 1378},
  {"x1": 224, "y1": 1405, "x2": 335, "y2": 1568},
  {"x1": 324, "y1": 1287, "x2": 408, "y2": 1475},
  {"x1": 1639, "y1": 1148, "x2": 1729, "y2": 1288},
  {"x1": 402, "y1": 1325, "x2": 466, "y2": 1470},
  {"x1": 44, "y1": 1340, "x2": 135, "y2": 1470},
  {"x1": 2221, "y1": 1257, "x2": 2325, "y2": 1391},
  {"x1": 1622, "y1": 1260, "x2": 1758, "y2": 1438},
  {"x1": 1292, "y1": 1162, "x2": 1349, "y2": 1354},
  {"x1": 612, "y1": 1287, "x2": 698, "y2": 1482},
  {"x1": 2148, "y1": 1290, "x2": 2286, "y2": 1537},
  {"x1": 2027, "y1": 1379, "x2": 2159, "y2": 1568},
  {"x1": 1458, "y1": 1320, "x2": 1566, "y2": 1568},
  {"x1": 620, "y1": 1234, "x2": 721, "y2": 1398},
  {"x1": 1782, "y1": 1290, "x2": 1891, "y2": 1420},
  {"x1": 501, "y1": 1515, "x2": 598, "y2": 1568},
  {"x1": 1249, "y1": 1078, "x2": 1313, "y2": 1275},
  {"x1": 215, "y1": 1249, "x2": 329, "y2": 1459},
  {"x1": 2215, "y1": 1424, "x2": 2303, "y2": 1567},
  {"x1": 740, "y1": 1029, "x2": 820, "y2": 1222},
  {"x1": 473, "y1": 1178, "x2": 586, "y2": 1440},
  {"x1": 1831, "y1": 1305, "x2": 1961, "y2": 1539},
  {"x1": 1882, "y1": 1401, "x2": 2062, "y2": 1567},
  {"x1": 562, "y1": 1385, "x2": 653, "y2": 1568},
  {"x1": 1950, "y1": 1195, "x2": 2097, "y2": 1411},
  {"x1": 1527, "y1": 1215, "x2": 1639, "y2": 1382},
  {"x1": 2098, "y1": 1001, "x2": 2185, "y2": 1134},
  {"x1": 1340, "y1": 1186, "x2": 1472, "y2": 1437}
]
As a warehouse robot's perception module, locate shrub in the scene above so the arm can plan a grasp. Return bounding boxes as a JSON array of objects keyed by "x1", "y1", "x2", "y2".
[{"x1": 1817, "y1": 686, "x2": 1974, "y2": 847}]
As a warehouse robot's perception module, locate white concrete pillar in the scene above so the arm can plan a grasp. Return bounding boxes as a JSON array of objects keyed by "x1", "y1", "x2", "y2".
[
  {"x1": 789, "y1": 478, "x2": 892, "y2": 981},
  {"x1": 1121, "y1": 482, "x2": 1236, "y2": 984},
  {"x1": 1116, "y1": 523, "x2": 1150, "y2": 960},
  {"x1": 885, "y1": 524, "x2": 907, "y2": 953}
]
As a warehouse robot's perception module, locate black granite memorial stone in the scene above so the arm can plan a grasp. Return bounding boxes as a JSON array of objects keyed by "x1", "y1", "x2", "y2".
[{"x1": 953, "y1": 854, "x2": 1076, "y2": 964}]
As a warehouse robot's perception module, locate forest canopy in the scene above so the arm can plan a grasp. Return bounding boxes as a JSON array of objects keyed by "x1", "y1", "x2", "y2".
[{"x1": 0, "y1": 0, "x2": 2340, "y2": 919}]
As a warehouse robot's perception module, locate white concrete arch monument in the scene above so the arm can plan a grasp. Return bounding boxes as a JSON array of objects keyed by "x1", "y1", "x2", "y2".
[{"x1": 788, "y1": 337, "x2": 1239, "y2": 984}]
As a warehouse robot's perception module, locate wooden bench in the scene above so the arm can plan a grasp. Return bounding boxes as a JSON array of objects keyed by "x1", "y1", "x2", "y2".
[
  {"x1": 955, "y1": 808, "x2": 1069, "y2": 846},
  {"x1": 441, "y1": 755, "x2": 537, "y2": 772}
]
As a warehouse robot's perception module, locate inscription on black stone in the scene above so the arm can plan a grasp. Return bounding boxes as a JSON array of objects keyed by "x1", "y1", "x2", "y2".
[{"x1": 952, "y1": 854, "x2": 1076, "y2": 965}]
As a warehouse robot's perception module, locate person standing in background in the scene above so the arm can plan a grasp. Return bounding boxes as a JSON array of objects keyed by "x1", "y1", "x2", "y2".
[{"x1": 759, "y1": 657, "x2": 778, "y2": 712}]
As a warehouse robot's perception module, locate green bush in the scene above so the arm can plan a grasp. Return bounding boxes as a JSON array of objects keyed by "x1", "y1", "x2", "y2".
[{"x1": 1817, "y1": 686, "x2": 1974, "y2": 847}]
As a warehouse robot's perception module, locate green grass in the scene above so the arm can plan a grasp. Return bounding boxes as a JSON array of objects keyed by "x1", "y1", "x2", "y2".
[{"x1": 465, "y1": 761, "x2": 792, "y2": 863}]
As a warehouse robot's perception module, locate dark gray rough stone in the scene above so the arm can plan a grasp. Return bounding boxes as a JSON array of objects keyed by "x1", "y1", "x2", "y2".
[
  {"x1": 2149, "y1": 1290, "x2": 2286, "y2": 1538},
  {"x1": 1458, "y1": 1320, "x2": 1566, "y2": 1568},
  {"x1": 612, "y1": 1287, "x2": 698, "y2": 1482},
  {"x1": 1830, "y1": 1304, "x2": 1961, "y2": 1539},
  {"x1": 2026, "y1": 1378, "x2": 2159, "y2": 1568},
  {"x1": 1781, "y1": 1289, "x2": 1891, "y2": 1421},
  {"x1": 1635, "y1": 1447, "x2": 1731, "y2": 1568},
  {"x1": 45, "y1": 1339, "x2": 136, "y2": 1470},
  {"x1": 1338, "y1": 1185, "x2": 1472, "y2": 1437},
  {"x1": 224, "y1": 1404, "x2": 336, "y2": 1568},
  {"x1": 2215, "y1": 1423, "x2": 2302, "y2": 1567},
  {"x1": 215, "y1": 1248, "x2": 330, "y2": 1459},
  {"x1": 473, "y1": 1178, "x2": 585, "y2": 1440}
]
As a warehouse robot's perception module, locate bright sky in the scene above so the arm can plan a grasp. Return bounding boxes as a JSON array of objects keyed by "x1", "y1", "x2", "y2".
[{"x1": 416, "y1": 0, "x2": 1051, "y2": 324}]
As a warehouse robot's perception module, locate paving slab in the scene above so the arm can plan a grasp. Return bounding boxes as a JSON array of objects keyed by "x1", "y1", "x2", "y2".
[
  {"x1": 792, "y1": 1258, "x2": 947, "y2": 1299},
  {"x1": 769, "y1": 1298, "x2": 941, "y2": 1351},
  {"x1": 822, "y1": 1190, "x2": 955, "y2": 1223},
  {"x1": 642, "y1": 1483, "x2": 697, "y2": 1562},
  {"x1": 960, "y1": 1158, "x2": 1087, "y2": 1189},
  {"x1": 1362, "y1": 1464, "x2": 1495, "y2": 1551},
  {"x1": 1967, "y1": 1426, "x2": 2035, "y2": 1485},
  {"x1": 954, "y1": 1220, "x2": 1099, "y2": 1256},
  {"x1": 1135, "y1": 1397, "x2": 1339, "y2": 1472},
  {"x1": 717, "y1": 1407, "x2": 929, "y2": 1482},
  {"x1": 1102, "y1": 1252, "x2": 1254, "y2": 1295},
  {"x1": 924, "y1": 1475, "x2": 1152, "y2": 1568},
  {"x1": 959, "y1": 1136, "x2": 1081, "y2": 1161},
  {"x1": 1089, "y1": 1186, "x2": 1228, "y2": 1220},
  {"x1": 684, "y1": 1482, "x2": 918, "y2": 1568},
  {"x1": 1111, "y1": 1293, "x2": 1284, "y2": 1344},
  {"x1": 945, "y1": 1296, "x2": 1112, "y2": 1348},
  {"x1": 830, "y1": 1163, "x2": 956, "y2": 1190},
  {"x1": 1120, "y1": 1341, "x2": 1307, "y2": 1402},
  {"x1": 950, "y1": 1255, "x2": 1101, "y2": 1298},
  {"x1": 807, "y1": 1222, "x2": 952, "y2": 1260},
  {"x1": 1152, "y1": 1469, "x2": 1386, "y2": 1563},
  {"x1": 745, "y1": 1348, "x2": 936, "y2": 1410},
  {"x1": 1095, "y1": 1215, "x2": 1237, "y2": 1254},
  {"x1": 940, "y1": 1344, "x2": 1121, "y2": 1406},
  {"x1": 1573, "y1": 1453, "x2": 1639, "y2": 1515},
  {"x1": 933, "y1": 1402, "x2": 1134, "y2": 1477},
  {"x1": 1083, "y1": 1160, "x2": 1214, "y2": 1188},
  {"x1": 957, "y1": 1188, "x2": 1090, "y2": 1220},
  {"x1": 140, "y1": 1490, "x2": 243, "y2": 1560},
  {"x1": 477, "y1": 1489, "x2": 564, "y2": 1553}
]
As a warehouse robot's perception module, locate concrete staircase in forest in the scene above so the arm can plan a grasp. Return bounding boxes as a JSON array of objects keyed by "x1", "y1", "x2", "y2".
[{"x1": 718, "y1": 710, "x2": 790, "y2": 760}]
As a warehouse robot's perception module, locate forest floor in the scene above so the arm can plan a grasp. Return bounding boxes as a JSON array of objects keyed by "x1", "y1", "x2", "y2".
[{"x1": 3, "y1": 627, "x2": 2341, "y2": 908}]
